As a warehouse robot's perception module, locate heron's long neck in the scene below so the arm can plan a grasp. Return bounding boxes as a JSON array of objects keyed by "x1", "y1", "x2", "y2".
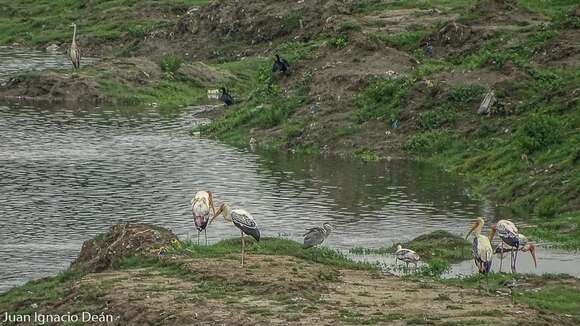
[{"x1": 72, "y1": 25, "x2": 77, "y2": 42}]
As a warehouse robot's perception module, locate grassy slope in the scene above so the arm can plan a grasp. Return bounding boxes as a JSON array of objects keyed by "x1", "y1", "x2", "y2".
[
  {"x1": 197, "y1": 0, "x2": 580, "y2": 248},
  {"x1": 0, "y1": 0, "x2": 208, "y2": 47}
]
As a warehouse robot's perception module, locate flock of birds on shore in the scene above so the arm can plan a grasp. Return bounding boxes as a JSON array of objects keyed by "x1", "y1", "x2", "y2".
[
  {"x1": 192, "y1": 190, "x2": 538, "y2": 274},
  {"x1": 65, "y1": 23, "x2": 539, "y2": 275},
  {"x1": 65, "y1": 23, "x2": 290, "y2": 108}
]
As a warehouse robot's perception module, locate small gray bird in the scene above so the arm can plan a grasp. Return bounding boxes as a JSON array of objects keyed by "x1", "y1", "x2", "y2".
[{"x1": 303, "y1": 223, "x2": 334, "y2": 249}]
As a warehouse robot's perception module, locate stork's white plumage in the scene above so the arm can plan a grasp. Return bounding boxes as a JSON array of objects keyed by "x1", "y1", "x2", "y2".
[
  {"x1": 466, "y1": 217, "x2": 493, "y2": 274},
  {"x1": 395, "y1": 244, "x2": 420, "y2": 269},
  {"x1": 191, "y1": 191, "x2": 215, "y2": 245},
  {"x1": 213, "y1": 203, "x2": 260, "y2": 266}
]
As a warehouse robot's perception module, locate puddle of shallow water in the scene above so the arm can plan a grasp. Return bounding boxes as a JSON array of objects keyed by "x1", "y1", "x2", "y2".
[{"x1": 347, "y1": 247, "x2": 580, "y2": 278}]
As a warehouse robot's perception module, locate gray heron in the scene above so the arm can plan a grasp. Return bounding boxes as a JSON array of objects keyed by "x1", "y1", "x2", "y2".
[
  {"x1": 67, "y1": 23, "x2": 81, "y2": 70},
  {"x1": 213, "y1": 203, "x2": 260, "y2": 266}
]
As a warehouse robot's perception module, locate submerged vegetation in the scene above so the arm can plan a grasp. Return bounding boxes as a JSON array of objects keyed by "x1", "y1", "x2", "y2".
[{"x1": 349, "y1": 230, "x2": 471, "y2": 264}]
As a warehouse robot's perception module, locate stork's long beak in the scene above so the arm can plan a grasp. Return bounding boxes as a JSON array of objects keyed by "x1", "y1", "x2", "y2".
[
  {"x1": 466, "y1": 222, "x2": 477, "y2": 239},
  {"x1": 488, "y1": 226, "x2": 497, "y2": 241},
  {"x1": 529, "y1": 243, "x2": 538, "y2": 268}
]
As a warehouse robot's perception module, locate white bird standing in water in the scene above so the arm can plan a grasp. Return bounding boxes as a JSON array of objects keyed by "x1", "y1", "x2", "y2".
[
  {"x1": 191, "y1": 191, "x2": 216, "y2": 245},
  {"x1": 67, "y1": 23, "x2": 81, "y2": 70},
  {"x1": 466, "y1": 217, "x2": 493, "y2": 275},
  {"x1": 490, "y1": 219, "x2": 537, "y2": 273},
  {"x1": 395, "y1": 245, "x2": 420, "y2": 270},
  {"x1": 212, "y1": 203, "x2": 260, "y2": 266}
]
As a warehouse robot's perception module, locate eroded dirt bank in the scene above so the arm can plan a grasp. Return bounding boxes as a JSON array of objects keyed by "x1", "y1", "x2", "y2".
[{"x1": 0, "y1": 224, "x2": 578, "y2": 325}]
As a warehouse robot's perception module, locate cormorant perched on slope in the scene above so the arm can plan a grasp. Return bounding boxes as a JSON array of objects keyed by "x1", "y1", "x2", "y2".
[
  {"x1": 423, "y1": 41, "x2": 433, "y2": 56},
  {"x1": 272, "y1": 54, "x2": 290, "y2": 75},
  {"x1": 219, "y1": 87, "x2": 234, "y2": 106}
]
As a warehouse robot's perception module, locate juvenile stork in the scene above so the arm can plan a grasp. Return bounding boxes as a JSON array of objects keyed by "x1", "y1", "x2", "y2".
[
  {"x1": 213, "y1": 203, "x2": 260, "y2": 266},
  {"x1": 303, "y1": 223, "x2": 334, "y2": 262},
  {"x1": 303, "y1": 223, "x2": 334, "y2": 249},
  {"x1": 466, "y1": 217, "x2": 493, "y2": 275},
  {"x1": 191, "y1": 191, "x2": 216, "y2": 245},
  {"x1": 395, "y1": 245, "x2": 420, "y2": 270},
  {"x1": 490, "y1": 220, "x2": 537, "y2": 273},
  {"x1": 272, "y1": 54, "x2": 290, "y2": 75},
  {"x1": 67, "y1": 23, "x2": 81, "y2": 70}
]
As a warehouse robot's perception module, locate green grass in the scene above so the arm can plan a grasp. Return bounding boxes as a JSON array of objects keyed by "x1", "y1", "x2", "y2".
[
  {"x1": 404, "y1": 131, "x2": 456, "y2": 155},
  {"x1": 385, "y1": 31, "x2": 428, "y2": 52},
  {"x1": 524, "y1": 213, "x2": 580, "y2": 250},
  {"x1": 355, "y1": 77, "x2": 413, "y2": 123},
  {"x1": 0, "y1": 269, "x2": 86, "y2": 316},
  {"x1": 442, "y1": 273, "x2": 580, "y2": 320},
  {"x1": 521, "y1": 286, "x2": 580, "y2": 316},
  {"x1": 169, "y1": 237, "x2": 377, "y2": 270},
  {"x1": 0, "y1": 0, "x2": 209, "y2": 47}
]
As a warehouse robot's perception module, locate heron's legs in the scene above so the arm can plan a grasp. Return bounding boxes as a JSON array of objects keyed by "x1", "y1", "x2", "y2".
[
  {"x1": 241, "y1": 230, "x2": 245, "y2": 267},
  {"x1": 197, "y1": 231, "x2": 200, "y2": 246},
  {"x1": 205, "y1": 229, "x2": 208, "y2": 246},
  {"x1": 499, "y1": 242, "x2": 504, "y2": 273}
]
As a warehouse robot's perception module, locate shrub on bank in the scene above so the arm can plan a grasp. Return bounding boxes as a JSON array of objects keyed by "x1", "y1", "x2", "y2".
[{"x1": 515, "y1": 113, "x2": 565, "y2": 153}]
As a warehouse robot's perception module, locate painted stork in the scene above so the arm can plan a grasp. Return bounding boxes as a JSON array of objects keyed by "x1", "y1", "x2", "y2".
[
  {"x1": 489, "y1": 220, "x2": 537, "y2": 273},
  {"x1": 67, "y1": 23, "x2": 81, "y2": 70},
  {"x1": 219, "y1": 87, "x2": 234, "y2": 106},
  {"x1": 191, "y1": 191, "x2": 216, "y2": 245},
  {"x1": 466, "y1": 217, "x2": 493, "y2": 275},
  {"x1": 303, "y1": 223, "x2": 334, "y2": 249},
  {"x1": 272, "y1": 54, "x2": 290, "y2": 75},
  {"x1": 213, "y1": 203, "x2": 260, "y2": 266},
  {"x1": 395, "y1": 245, "x2": 420, "y2": 270}
]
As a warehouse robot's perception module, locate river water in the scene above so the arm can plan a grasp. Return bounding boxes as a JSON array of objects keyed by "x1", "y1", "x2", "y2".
[{"x1": 1, "y1": 47, "x2": 579, "y2": 293}]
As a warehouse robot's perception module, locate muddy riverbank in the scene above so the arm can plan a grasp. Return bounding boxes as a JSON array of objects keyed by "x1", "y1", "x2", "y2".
[{"x1": 1, "y1": 224, "x2": 578, "y2": 325}]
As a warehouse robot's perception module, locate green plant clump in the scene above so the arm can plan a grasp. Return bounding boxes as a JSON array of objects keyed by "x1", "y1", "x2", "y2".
[
  {"x1": 515, "y1": 113, "x2": 566, "y2": 153},
  {"x1": 356, "y1": 77, "x2": 412, "y2": 123},
  {"x1": 159, "y1": 55, "x2": 183, "y2": 78}
]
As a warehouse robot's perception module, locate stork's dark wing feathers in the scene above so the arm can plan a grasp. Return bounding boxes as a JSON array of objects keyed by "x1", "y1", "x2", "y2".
[
  {"x1": 303, "y1": 227, "x2": 323, "y2": 237},
  {"x1": 231, "y1": 211, "x2": 260, "y2": 241},
  {"x1": 303, "y1": 227, "x2": 326, "y2": 249}
]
